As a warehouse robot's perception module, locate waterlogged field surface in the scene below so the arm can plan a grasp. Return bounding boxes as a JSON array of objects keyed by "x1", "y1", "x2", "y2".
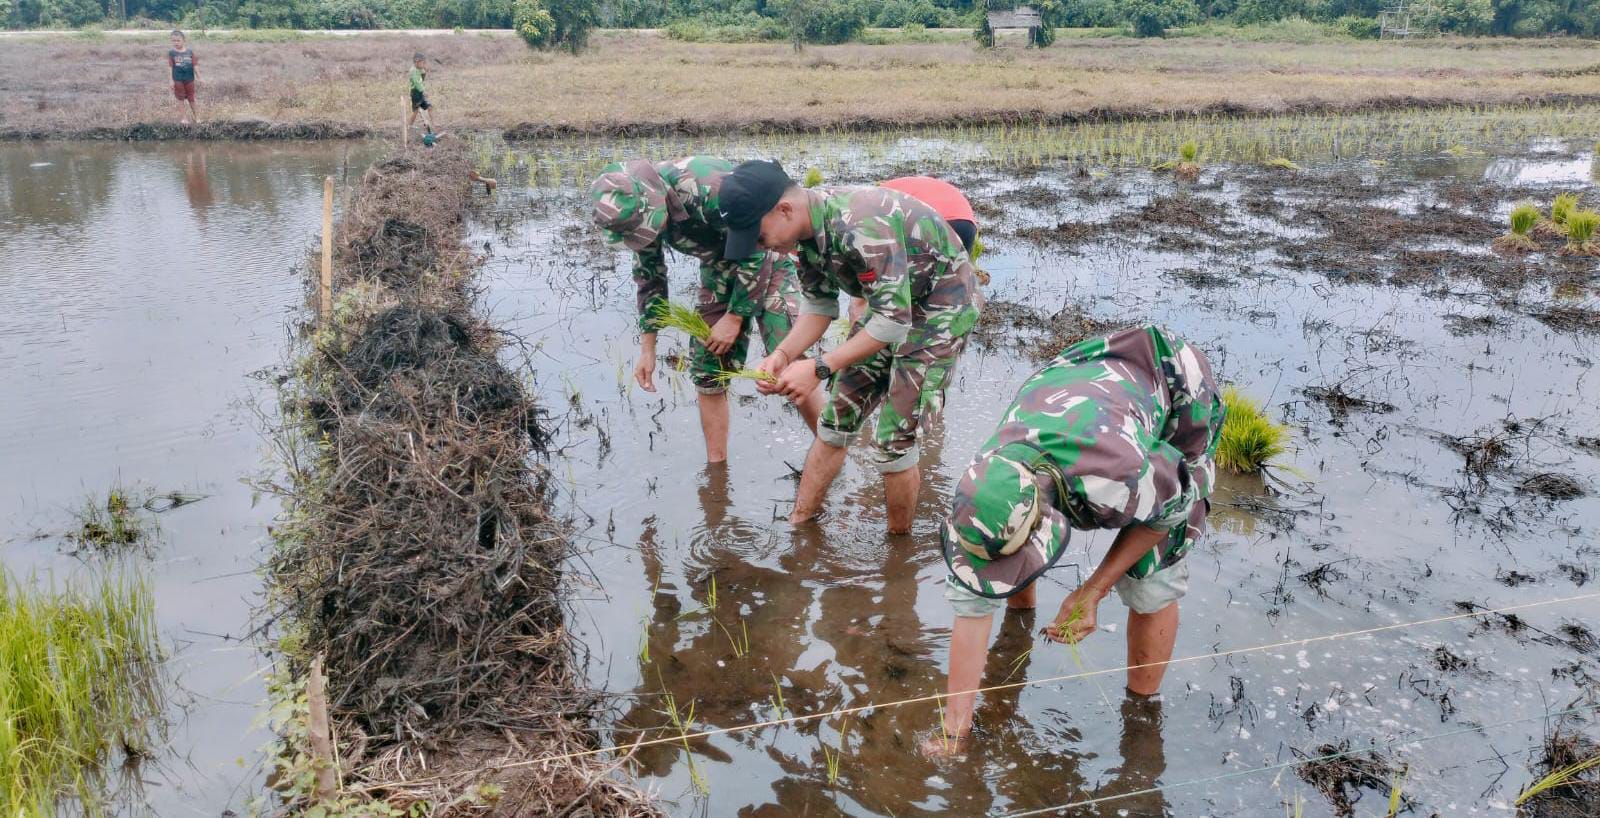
[
  {"x1": 0, "y1": 119, "x2": 1596, "y2": 817},
  {"x1": 0, "y1": 140, "x2": 378, "y2": 815},
  {"x1": 474, "y1": 135, "x2": 1600, "y2": 817}
]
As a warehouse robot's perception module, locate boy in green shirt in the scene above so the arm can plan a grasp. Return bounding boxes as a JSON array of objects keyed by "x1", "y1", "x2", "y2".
[{"x1": 407, "y1": 52, "x2": 434, "y2": 139}]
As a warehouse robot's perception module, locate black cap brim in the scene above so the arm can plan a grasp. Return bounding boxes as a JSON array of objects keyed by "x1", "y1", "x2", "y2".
[{"x1": 724, "y1": 226, "x2": 760, "y2": 261}]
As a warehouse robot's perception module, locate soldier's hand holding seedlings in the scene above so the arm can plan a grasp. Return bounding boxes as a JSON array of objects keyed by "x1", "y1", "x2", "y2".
[
  {"x1": 1046, "y1": 587, "x2": 1100, "y2": 645},
  {"x1": 704, "y1": 312, "x2": 743, "y2": 356}
]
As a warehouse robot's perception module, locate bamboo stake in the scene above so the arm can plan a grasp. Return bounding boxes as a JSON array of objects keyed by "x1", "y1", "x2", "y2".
[
  {"x1": 402, "y1": 102, "x2": 409, "y2": 148},
  {"x1": 320, "y1": 176, "x2": 333, "y2": 322},
  {"x1": 306, "y1": 655, "x2": 339, "y2": 802}
]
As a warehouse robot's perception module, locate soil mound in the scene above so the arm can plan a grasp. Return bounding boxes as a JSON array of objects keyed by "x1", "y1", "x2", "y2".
[{"x1": 0, "y1": 119, "x2": 367, "y2": 141}]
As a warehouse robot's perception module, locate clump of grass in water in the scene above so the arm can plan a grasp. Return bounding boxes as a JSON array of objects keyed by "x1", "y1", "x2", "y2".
[
  {"x1": 1218, "y1": 386, "x2": 1289, "y2": 474},
  {"x1": 1492, "y1": 202, "x2": 1541, "y2": 254},
  {"x1": 1537, "y1": 191, "x2": 1581, "y2": 238},
  {"x1": 1, "y1": 570, "x2": 162, "y2": 816},
  {"x1": 802, "y1": 167, "x2": 824, "y2": 188},
  {"x1": 1266, "y1": 157, "x2": 1301, "y2": 171},
  {"x1": 72, "y1": 487, "x2": 150, "y2": 550},
  {"x1": 1175, "y1": 141, "x2": 1202, "y2": 182},
  {"x1": 651, "y1": 301, "x2": 712, "y2": 342},
  {"x1": 1560, "y1": 209, "x2": 1600, "y2": 256}
]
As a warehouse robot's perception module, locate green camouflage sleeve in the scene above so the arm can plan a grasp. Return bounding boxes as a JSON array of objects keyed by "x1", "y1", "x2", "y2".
[
  {"x1": 843, "y1": 214, "x2": 912, "y2": 344},
  {"x1": 633, "y1": 243, "x2": 669, "y2": 333},
  {"x1": 796, "y1": 261, "x2": 841, "y2": 319}
]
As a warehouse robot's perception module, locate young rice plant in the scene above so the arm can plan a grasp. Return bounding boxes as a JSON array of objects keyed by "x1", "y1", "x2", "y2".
[
  {"x1": 651, "y1": 301, "x2": 712, "y2": 342},
  {"x1": 1217, "y1": 386, "x2": 1289, "y2": 474},
  {"x1": 1492, "y1": 202, "x2": 1541, "y2": 253},
  {"x1": 1560, "y1": 209, "x2": 1600, "y2": 256}
]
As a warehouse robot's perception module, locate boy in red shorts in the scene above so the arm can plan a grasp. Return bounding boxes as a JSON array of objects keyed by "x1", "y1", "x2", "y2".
[{"x1": 168, "y1": 30, "x2": 198, "y2": 125}]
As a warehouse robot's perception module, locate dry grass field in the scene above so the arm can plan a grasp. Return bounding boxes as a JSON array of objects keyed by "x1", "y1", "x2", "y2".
[{"x1": 3, "y1": 29, "x2": 1599, "y2": 137}]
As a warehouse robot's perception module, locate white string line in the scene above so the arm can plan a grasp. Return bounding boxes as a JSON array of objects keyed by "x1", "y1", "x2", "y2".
[
  {"x1": 996, "y1": 702, "x2": 1600, "y2": 817},
  {"x1": 508, "y1": 589, "x2": 1599, "y2": 769}
]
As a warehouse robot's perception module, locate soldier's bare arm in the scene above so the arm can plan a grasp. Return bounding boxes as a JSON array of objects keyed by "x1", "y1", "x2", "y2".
[{"x1": 1045, "y1": 524, "x2": 1167, "y2": 644}]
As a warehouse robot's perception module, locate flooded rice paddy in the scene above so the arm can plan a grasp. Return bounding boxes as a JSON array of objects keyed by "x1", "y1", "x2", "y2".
[{"x1": 3, "y1": 124, "x2": 1598, "y2": 816}]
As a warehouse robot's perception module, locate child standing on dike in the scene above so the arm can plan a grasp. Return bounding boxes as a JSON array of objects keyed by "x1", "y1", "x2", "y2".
[
  {"x1": 168, "y1": 30, "x2": 198, "y2": 125},
  {"x1": 408, "y1": 52, "x2": 435, "y2": 139}
]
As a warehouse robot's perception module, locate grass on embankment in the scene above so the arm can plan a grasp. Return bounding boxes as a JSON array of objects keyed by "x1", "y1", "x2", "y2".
[
  {"x1": 4, "y1": 30, "x2": 1600, "y2": 137},
  {"x1": 1, "y1": 570, "x2": 162, "y2": 816}
]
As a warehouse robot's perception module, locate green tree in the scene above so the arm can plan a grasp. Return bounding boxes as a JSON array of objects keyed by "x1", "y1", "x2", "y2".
[
  {"x1": 771, "y1": 0, "x2": 867, "y2": 48},
  {"x1": 514, "y1": 0, "x2": 556, "y2": 44},
  {"x1": 1417, "y1": 0, "x2": 1492, "y2": 34},
  {"x1": 1124, "y1": 0, "x2": 1199, "y2": 36}
]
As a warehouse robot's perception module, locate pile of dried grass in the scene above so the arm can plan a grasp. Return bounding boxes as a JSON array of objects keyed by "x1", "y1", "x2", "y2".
[{"x1": 263, "y1": 139, "x2": 657, "y2": 816}]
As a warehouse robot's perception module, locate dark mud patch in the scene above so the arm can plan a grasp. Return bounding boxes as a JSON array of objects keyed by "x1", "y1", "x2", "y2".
[
  {"x1": 1516, "y1": 472, "x2": 1589, "y2": 501},
  {"x1": 1303, "y1": 384, "x2": 1397, "y2": 424},
  {"x1": 1432, "y1": 645, "x2": 1474, "y2": 673},
  {"x1": 1295, "y1": 741, "x2": 1406, "y2": 818},
  {"x1": 1520, "y1": 728, "x2": 1600, "y2": 818},
  {"x1": 1532, "y1": 306, "x2": 1600, "y2": 334},
  {"x1": 0, "y1": 119, "x2": 368, "y2": 142},
  {"x1": 1576, "y1": 436, "x2": 1600, "y2": 455},
  {"x1": 1163, "y1": 266, "x2": 1233, "y2": 289},
  {"x1": 972, "y1": 299, "x2": 1133, "y2": 362},
  {"x1": 1558, "y1": 622, "x2": 1599, "y2": 654},
  {"x1": 1012, "y1": 220, "x2": 1099, "y2": 252},
  {"x1": 1137, "y1": 193, "x2": 1230, "y2": 233},
  {"x1": 1444, "y1": 313, "x2": 1510, "y2": 336}
]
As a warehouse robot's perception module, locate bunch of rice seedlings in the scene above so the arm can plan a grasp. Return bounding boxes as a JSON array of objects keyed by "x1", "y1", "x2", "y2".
[
  {"x1": 651, "y1": 301, "x2": 712, "y2": 342},
  {"x1": 1175, "y1": 141, "x2": 1202, "y2": 182},
  {"x1": 1217, "y1": 386, "x2": 1288, "y2": 474},
  {"x1": 1266, "y1": 157, "x2": 1301, "y2": 171},
  {"x1": 1492, "y1": 202, "x2": 1541, "y2": 253},
  {"x1": 1537, "y1": 192, "x2": 1581, "y2": 238},
  {"x1": 1560, "y1": 209, "x2": 1600, "y2": 256},
  {"x1": 1, "y1": 571, "x2": 162, "y2": 816},
  {"x1": 802, "y1": 168, "x2": 824, "y2": 188},
  {"x1": 713, "y1": 367, "x2": 777, "y2": 386}
]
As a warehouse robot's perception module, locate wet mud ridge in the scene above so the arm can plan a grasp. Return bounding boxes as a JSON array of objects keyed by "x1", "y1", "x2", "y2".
[{"x1": 261, "y1": 141, "x2": 658, "y2": 815}]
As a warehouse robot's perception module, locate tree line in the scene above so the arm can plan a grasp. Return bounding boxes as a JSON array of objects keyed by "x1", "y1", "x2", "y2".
[{"x1": 4, "y1": 0, "x2": 1596, "y2": 40}]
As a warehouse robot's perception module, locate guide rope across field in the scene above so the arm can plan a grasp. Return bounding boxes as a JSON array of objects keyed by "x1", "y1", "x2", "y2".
[{"x1": 509, "y1": 589, "x2": 1600, "y2": 770}]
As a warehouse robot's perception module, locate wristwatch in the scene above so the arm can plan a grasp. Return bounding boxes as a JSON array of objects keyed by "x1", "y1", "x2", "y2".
[{"x1": 814, "y1": 357, "x2": 833, "y2": 382}]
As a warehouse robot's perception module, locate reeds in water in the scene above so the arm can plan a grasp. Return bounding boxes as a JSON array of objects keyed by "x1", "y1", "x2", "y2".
[
  {"x1": 1217, "y1": 386, "x2": 1289, "y2": 474},
  {"x1": 1, "y1": 570, "x2": 161, "y2": 816}
]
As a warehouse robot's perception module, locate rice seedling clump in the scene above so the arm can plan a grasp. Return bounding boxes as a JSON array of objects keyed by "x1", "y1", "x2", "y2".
[
  {"x1": 1, "y1": 571, "x2": 162, "y2": 816},
  {"x1": 802, "y1": 167, "x2": 824, "y2": 188},
  {"x1": 1536, "y1": 192, "x2": 1581, "y2": 238},
  {"x1": 1559, "y1": 209, "x2": 1600, "y2": 256},
  {"x1": 1175, "y1": 141, "x2": 1201, "y2": 182},
  {"x1": 1491, "y1": 202, "x2": 1540, "y2": 254},
  {"x1": 652, "y1": 300, "x2": 712, "y2": 341},
  {"x1": 1217, "y1": 386, "x2": 1288, "y2": 474}
]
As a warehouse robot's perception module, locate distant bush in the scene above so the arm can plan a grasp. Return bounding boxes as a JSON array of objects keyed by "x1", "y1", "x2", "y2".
[
  {"x1": 771, "y1": 0, "x2": 871, "y2": 47},
  {"x1": 872, "y1": 0, "x2": 952, "y2": 28},
  {"x1": 513, "y1": 0, "x2": 555, "y2": 47},
  {"x1": 1337, "y1": 14, "x2": 1379, "y2": 39},
  {"x1": 514, "y1": 0, "x2": 593, "y2": 52},
  {"x1": 665, "y1": 11, "x2": 786, "y2": 43},
  {"x1": 1126, "y1": 0, "x2": 1200, "y2": 37},
  {"x1": 1416, "y1": 0, "x2": 1492, "y2": 36}
]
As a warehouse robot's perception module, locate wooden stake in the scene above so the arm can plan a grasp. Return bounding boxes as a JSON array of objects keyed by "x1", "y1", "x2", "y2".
[
  {"x1": 306, "y1": 655, "x2": 339, "y2": 802},
  {"x1": 402, "y1": 102, "x2": 409, "y2": 149},
  {"x1": 320, "y1": 176, "x2": 333, "y2": 322}
]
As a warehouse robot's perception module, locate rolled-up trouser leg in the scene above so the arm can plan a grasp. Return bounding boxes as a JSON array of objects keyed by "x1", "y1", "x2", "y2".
[
  {"x1": 689, "y1": 288, "x2": 752, "y2": 395},
  {"x1": 818, "y1": 337, "x2": 890, "y2": 450},
  {"x1": 870, "y1": 323, "x2": 969, "y2": 473}
]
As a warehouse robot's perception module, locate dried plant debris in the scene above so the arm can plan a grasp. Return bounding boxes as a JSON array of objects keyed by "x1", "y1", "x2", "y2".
[
  {"x1": 1302, "y1": 385, "x2": 1396, "y2": 424},
  {"x1": 1294, "y1": 741, "x2": 1407, "y2": 818},
  {"x1": 1516, "y1": 472, "x2": 1588, "y2": 501},
  {"x1": 971, "y1": 300, "x2": 1133, "y2": 363},
  {"x1": 1519, "y1": 727, "x2": 1600, "y2": 818},
  {"x1": 1532, "y1": 306, "x2": 1600, "y2": 334}
]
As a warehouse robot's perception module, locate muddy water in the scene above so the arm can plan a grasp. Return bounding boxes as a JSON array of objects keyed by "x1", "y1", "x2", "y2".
[
  {"x1": 0, "y1": 140, "x2": 378, "y2": 815},
  {"x1": 475, "y1": 146, "x2": 1599, "y2": 816}
]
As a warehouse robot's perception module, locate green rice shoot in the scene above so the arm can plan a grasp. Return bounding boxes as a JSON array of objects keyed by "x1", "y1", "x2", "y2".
[
  {"x1": 71, "y1": 486, "x2": 150, "y2": 551},
  {"x1": 1516, "y1": 752, "x2": 1600, "y2": 806},
  {"x1": 802, "y1": 167, "x2": 824, "y2": 188},
  {"x1": 1493, "y1": 202, "x2": 1541, "y2": 252},
  {"x1": 1175, "y1": 140, "x2": 1201, "y2": 180},
  {"x1": 651, "y1": 301, "x2": 712, "y2": 342},
  {"x1": 2, "y1": 570, "x2": 162, "y2": 817},
  {"x1": 1266, "y1": 157, "x2": 1301, "y2": 171},
  {"x1": 1551, "y1": 192, "x2": 1580, "y2": 226},
  {"x1": 713, "y1": 368, "x2": 777, "y2": 386},
  {"x1": 1178, "y1": 141, "x2": 1200, "y2": 163},
  {"x1": 1217, "y1": 386, "x2": 1289, "y2": 474},
  {"x1": 1561, "y1": 209, "x2": 1600, "y2": 255},
  {"x1": 1052, "y1": 603, "x2": 1113, "y2": 710}
]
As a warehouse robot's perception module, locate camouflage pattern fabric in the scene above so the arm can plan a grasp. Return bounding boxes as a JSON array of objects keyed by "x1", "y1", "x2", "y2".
[
  {"x1": 942, "y1": 325, "x2": 1225, "y2": 599},
  {"x1": 795, "y1": 186, "x2": 980, "y2": 470},
  {"x1": 589, "y1": 156, "x2": 773, "y2": 334},
  {"x1": 688, "y1": 258, "x2": 800, "y2": 394}
]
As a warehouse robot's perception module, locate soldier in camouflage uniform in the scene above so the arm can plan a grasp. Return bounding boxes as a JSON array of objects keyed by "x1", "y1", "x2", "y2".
[
  {"x1": 717, "y1": 160, "x2": 981, "y2": 533},
  {"x1": 927, "y1": 325, "x2": 1225, "y2": 751},
  {"x1": 590, "y1": 156, "x2": 823, "y2": 463}
]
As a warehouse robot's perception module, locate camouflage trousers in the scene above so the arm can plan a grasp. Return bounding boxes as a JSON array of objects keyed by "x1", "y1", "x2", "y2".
[
  {"x1": 817, "y1": 304, "x2": 978, "y2": 473},
  {"x1": 688, "y1": 266, "x2": 798, "y2": 395}
]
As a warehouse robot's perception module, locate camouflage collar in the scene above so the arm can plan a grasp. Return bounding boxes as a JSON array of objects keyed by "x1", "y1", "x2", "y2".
[{"x1": 802, "y1": 187, "x2": 829, "y2": 266}]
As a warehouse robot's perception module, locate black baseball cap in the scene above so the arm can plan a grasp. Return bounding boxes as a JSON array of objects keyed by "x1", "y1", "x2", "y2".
[{"x1": 719, "y1": 160, "x2": 793, "y2": 260}]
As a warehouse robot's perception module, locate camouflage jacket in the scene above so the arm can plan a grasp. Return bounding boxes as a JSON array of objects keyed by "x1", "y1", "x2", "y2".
[
  {"x1": 795, "y1": 186, "x2": 980, "y2": 345},
  {"x1": 630, "y1": 156, "x2": 778, "y2": 334}
]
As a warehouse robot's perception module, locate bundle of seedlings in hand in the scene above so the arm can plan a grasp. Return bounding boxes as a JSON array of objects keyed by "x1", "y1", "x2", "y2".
[
  {"x1": 1217, "y1": 386, "x2": 1288, "y2": 474},
  {"x1": 1175, "y1": 141, "x2": 1202, "y2": 182},
  {"x1": 713, "y1": 367, "x2": 777, "y2": 386},
  {"x1": 652, "y1": 301, "x2": 713, "y2": 342},
  {"x1": 1491, "y1": 202, "x2": 1541, "y2": 254},
  {"x1": 1536, "y1": 192, "x2": 1581, "y2": 238},
  {"x1": 1559, "y1": 209, "x2": 1600, "y2": 256}
]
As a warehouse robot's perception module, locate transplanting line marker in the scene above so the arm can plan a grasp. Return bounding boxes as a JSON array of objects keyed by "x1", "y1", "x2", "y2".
[
  {"x1": 995, "y1": 702, "x2": 1600, "y2": 817},
  {"x1": 360, "y1": 589, "x2": 1600, "y2": 785}
]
